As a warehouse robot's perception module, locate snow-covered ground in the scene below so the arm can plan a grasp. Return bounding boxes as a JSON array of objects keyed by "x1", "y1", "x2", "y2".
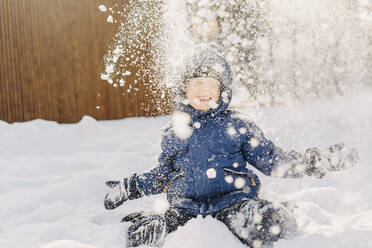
[{"x1": 1, "y1": 91, "x2": 372, "y2": 248}]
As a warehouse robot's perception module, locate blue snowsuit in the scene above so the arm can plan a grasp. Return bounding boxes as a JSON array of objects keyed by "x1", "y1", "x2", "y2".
[
  {"x1": 132, "y1": 44, "x2": 303, "y2": 217},
  {"x1": 119, "y1": 44, "x2": 303, "y2": 247}
]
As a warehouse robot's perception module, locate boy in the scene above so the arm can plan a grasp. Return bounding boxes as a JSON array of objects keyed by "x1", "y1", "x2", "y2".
[{"x1": 104, "y1": 44, "x2": 358, "y2": 248}]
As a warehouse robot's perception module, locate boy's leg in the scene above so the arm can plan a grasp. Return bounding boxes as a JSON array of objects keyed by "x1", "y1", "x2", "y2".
[
  {"x1": 126, "y1": 207, "x2": 194, "y2": 247},
  {"x1": 213, "y1": 199, "x2": 297, "y2": 248}
]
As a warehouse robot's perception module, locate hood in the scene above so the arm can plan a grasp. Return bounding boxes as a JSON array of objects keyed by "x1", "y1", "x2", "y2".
[{"x1": 172, "y1": 43, "x2": 233, "y2": 120}]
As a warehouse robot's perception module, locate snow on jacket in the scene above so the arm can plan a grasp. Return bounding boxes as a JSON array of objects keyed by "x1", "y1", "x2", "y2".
[{"x1": 132, "y1": 44, "x2": 305, "y2": 216}]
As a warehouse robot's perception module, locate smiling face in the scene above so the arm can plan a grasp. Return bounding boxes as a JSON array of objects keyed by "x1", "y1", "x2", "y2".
[{"x1": 186, "y1": 77, "x2": 220, "y2": 111}]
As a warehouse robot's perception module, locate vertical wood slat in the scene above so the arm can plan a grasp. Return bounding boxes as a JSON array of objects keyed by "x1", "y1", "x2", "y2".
[
  {"x1": 0, "y1": 0, "x2": 171, "y2": 123},
  {"x1": 2, "y1": 1, "x2": 21, "y2": 122},
  {"x1": 0, "y1": 1, "x2": 8, "y2": 121},
  {"x1": 0, "y1": 1, "x2": 10, "y2": 121}
]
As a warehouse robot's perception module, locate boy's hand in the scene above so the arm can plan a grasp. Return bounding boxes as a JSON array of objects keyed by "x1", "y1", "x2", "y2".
[
  {"x1": 323, "y1": 143, "x2": 359, "y2": 171},
  {"x1": 304, "y1": 147, "x2": 327, "y2": 178},
  {"x1": 104, "y1": 179, "x2": 129, "y2": 210},
  {"x1": 304, "y1": 143, "x2": 359, "y2": 178}
]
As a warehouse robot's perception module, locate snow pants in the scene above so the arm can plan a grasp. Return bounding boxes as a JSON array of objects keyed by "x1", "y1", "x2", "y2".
[{"x1": 126, "y1": 199, "x2": 297, "y2": 248}]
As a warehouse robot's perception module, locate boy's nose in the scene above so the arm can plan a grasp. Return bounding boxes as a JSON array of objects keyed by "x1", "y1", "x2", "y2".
[{"x1": 199, "y1": 84, "x2": 211, "y2": 92}]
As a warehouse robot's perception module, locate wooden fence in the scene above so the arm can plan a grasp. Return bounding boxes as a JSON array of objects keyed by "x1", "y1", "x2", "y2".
[{"x1": 0, "y1": 0, "x2": 171, "y2": 123}]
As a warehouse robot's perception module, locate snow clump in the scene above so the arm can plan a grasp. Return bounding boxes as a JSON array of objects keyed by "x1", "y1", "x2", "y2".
[
  {"x1": 193, "y1": 98, "x2": 201, "y2": 105},
  {"x1": 239, "y1": 127, "x2": 247, "y2": 134},
  {"x1": 234, "y1": 177, "x2": 246, "y2": 189},
  {"x1": 221, "y1": 91, "x2": 229, "y2": 103},
  {"x1": 252, "y1": 239, "x2": 262, "y2": 248},
  {"x1": 107, "y1": 15, "x2": 113, "y2": 23},
  {"x1": 208, "y1": 100, "x2": 218, "y2": 109},
  {"x1": 269, "y1": 225, "x2": 281, "y2": 235},
  {"x1": 172, "y1": 111, "x2": 192, "y2": 139},
  {"x1": 227, "y1": 126, "x2": 237, "y2": 137},
  {"x1": 98, "y1": 5, "x2": 107, "y2": 12},
  {"x1": 250, "y1": 138, "x2": 259, "y2": 148},
  {"x1": 253, "y1": 213, "x2": 263, "y2": 224},
  {"x1": 153, "y1": 196, "x2": 170, "y2": 214},
  {"x1": 224, "y1": 175, "x2": 233, "y2": 184},
  {"x1": 206, "y1": 168, "x2": 217, "y2": 179}
]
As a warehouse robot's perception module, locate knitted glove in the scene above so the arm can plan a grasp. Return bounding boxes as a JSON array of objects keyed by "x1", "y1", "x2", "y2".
[
  {"x1": 104, "y1": 179, "x2": 129, "y2": 210},
  {"x1": 126, "y1": 214, "x2": 167, "y2": 247},
  {"x1": 104, "y1": 174, "x2": 142, "y2": 210},
  {"x1": 304, "y1": 143, "x2": 359, "y2": 178}
]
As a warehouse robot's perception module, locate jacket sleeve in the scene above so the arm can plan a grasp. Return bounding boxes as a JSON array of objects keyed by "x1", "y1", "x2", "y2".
[
  {"x1": 241, "y1": 122, "x2": 307, "y2": 178},
  {"x1": 134, "y1": 126, "x2": 179, "y2": 196}
]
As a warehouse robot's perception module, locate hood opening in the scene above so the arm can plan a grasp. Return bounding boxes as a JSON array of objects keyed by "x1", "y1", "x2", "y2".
[{"x1": 172, "y1": 43, "x2": 233, "y2": 119}]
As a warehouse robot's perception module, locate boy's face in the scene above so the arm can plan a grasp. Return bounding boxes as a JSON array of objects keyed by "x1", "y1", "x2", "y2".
[{"x1": 186, "y1": 77, "x2": 220, "y2": 111}]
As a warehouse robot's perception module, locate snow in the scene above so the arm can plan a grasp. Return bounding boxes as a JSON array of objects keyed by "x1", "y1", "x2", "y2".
[
  {"x1": 227, "y1": 126, "x2": 237, "y2": 137},
  {"x1": 254, "y1": 214, "x2": 263, "y2": 224},
  {"x1": 206, "y1": 168, "x2": 217, "y2": 179},
  {"x1": 193, "y1": 122, "x2": 201, "y2": 129},
  {"x1": 193, "y1": 98, "x2": 201, "y2": 105},
  {"x1": 171, "y1": 111, "x2": 192, "y2": 139},
  {"x1": 41, "y1": 240, "x2": 99, "y2": 248},
  {"x1": 234, "y1": 177, "x2": 246, "y2": 189},
  {"x1": 98, "y1": 5, "x2": 107, "y2": 12},
  {"x1": 153, "y1": 197, "x2": 170, "y2": 214},
  {"x1": 208, "y1": 100, "x2": 218, "y2": 109},
  {"x1": 270, "y1": 225, "x2": 281, "y2": 235},
  {"x1": 249, "y1": 138, "x2": 259, "y2": 148},
  {"x1": 254, "y1": 240, "x2": 264, "y2": 248},
  {"x1": 221, "y1": 91, "x2": 229, "y2": 104},
  {"x1": 238, "y1": 127, "x2": 247, "y2": 134},
  {"x1": 106, "y1": 16, "x2": 113, "y2": 23},
  {"x1": 100, "y1": 0, "x2": 169, "y2": 103},
  {"x1": 1, "y1": 92, "x2": 372, "y2": 247},
  {"x1": 225, "y1": 176, "x2": 234, "y2": 184}
]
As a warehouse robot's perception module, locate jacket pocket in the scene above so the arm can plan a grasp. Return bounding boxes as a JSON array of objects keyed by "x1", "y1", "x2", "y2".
[
  {"x1": 223, "y1": 168, "x2": 257, "y2": 185},
  {"x1": 223, "y1": 168, "x2": 261, "y2": 194}
]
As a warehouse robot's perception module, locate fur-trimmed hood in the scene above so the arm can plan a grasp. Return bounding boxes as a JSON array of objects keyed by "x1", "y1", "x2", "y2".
[{"x1": 173, "y1": 44, "x2": 233, "y2": 119}]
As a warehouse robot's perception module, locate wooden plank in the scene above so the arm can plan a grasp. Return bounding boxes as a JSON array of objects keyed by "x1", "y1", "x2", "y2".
[{"x1": 0, "y1": 0, "x2": 171, "y2": 123}]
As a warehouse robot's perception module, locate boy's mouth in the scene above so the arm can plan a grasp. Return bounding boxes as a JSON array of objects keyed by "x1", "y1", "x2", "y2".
[{"x1": 198, "y1": 97, "x2": 212, "y2": 102}]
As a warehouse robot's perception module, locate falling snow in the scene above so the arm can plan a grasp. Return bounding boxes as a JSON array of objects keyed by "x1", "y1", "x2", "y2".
[
  {"x1": 106, "y1": 15, "x2": 113, "y2": 23},
  {"x1": 234, "y1": 177, "x2": 246, "y2": 189},
  {"x1": 224, "y1": 175, "x2": 234, "y2": 184},
  {"x1": 99, "y1": 0, "x2": 370, "y2": 113},
  {"x1": 227, "y1": 126, "x2": 237, "y2": 137},
  {"x1": 250, "y1": 138, "x2": 259, "y2": 148},
  {"x1": 206, "y1": 168, "x2": 217, "y2": 179},
  {"x1": 172, "y1": 111, "x2": 193, "y2": 139},
  {"x1": 98, "y1": 4, "x2": 107, "y2": 12}
]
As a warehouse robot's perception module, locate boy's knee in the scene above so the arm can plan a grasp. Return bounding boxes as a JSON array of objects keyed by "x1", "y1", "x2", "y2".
[
  {"x1": 217, "y1": 199, "x2": 297, "y2": 246},
  {"x1": 258, "y1": 201, "x2": 298, "y2": 241}
]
